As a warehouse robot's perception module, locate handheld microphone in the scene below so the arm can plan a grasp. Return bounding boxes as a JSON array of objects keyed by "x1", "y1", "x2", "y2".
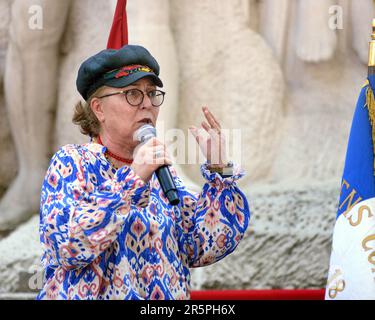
[{"x1": 134, "y1": 124, "x2": 180, "y2": 206}]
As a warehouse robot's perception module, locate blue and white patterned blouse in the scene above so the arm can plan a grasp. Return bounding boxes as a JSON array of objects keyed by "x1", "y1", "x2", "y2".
[{"x1": 36, "y1": 142, "x2": 250, "y2": 300}]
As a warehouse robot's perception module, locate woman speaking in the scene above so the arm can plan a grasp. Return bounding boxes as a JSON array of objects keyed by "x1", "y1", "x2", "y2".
[{"x1": 37, "y1": 44, "x2": 250, "y2": 300}]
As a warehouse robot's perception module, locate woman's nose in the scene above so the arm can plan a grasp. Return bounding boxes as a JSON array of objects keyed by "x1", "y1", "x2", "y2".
[{"x1": 140, "y1": 93, "x2": 153, "y2": 109}]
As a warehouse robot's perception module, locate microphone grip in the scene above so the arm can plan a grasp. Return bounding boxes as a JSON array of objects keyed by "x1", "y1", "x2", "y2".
[{"x1": 155, "y1": 165, "x2": 180, "y2": 206}]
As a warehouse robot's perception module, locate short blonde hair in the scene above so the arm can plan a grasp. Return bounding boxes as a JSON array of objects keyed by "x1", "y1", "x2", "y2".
[{"x1": 72, "y1": 87, "x2": 107, "y2": 137}]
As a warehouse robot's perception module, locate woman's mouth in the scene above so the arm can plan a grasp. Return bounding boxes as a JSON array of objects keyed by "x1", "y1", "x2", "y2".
[{"x1": 138, "y1": 118, "x2": 153, "y2": 125}]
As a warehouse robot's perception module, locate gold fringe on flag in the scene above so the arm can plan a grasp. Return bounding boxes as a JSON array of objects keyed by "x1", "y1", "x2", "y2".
[{"x1": 364, "y1": 80, "x2": 375, "y2": 174}]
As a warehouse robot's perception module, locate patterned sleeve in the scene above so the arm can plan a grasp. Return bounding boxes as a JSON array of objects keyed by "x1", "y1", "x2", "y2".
[
  {"x1": 39, "y1": 145, "x2": 150, "y2": 270},
  {"x1": 176, "y1": 163, "x2": 250, "y2": 268}
]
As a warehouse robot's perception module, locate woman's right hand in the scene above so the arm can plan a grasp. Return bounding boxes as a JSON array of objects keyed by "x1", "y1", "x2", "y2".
[{"x1": 130, "y1": 137, "x2": 172, "y2": 183}]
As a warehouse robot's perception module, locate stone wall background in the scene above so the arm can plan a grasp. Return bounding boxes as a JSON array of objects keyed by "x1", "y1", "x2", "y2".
[
  {"x1": 0, "y1": 0, "x2": 372, "y2": 297},
  {"x1": 0, "y1": 0, "x2": 16, "y2": 198}
]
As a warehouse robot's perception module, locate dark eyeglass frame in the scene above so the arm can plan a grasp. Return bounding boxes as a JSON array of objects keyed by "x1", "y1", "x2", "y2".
[{"x1": 96, "y1": 88, "x2": 166, "y2": 107}]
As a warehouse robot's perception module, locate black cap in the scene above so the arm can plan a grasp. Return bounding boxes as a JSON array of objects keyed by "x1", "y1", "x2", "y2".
[{"x1": 76, "y1": 44, "x2": 163, "y2": 100}]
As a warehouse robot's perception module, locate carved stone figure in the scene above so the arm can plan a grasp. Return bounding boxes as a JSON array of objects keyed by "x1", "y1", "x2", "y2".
[
  {"x1": 0, "y1": 0, "x2": 73, "y2": 230},
  {"x1": 171, "y1": 0, "x2": 285, "y2": 186},
  {"x1": 258, "y1": 0, "x2": 371, "y2": 182},
  {"x1": 0, "y1": 0, "x2": 16, "y2": 202},
  {"x1": 0, "y1": 0, "x2": 117, "y2": 230},
  {"x1": 0, "y1": 0, "x2": 199, "y2": 230},
  {"x1": 127, "y1": 0, "x2": 198, "y2": 190}
]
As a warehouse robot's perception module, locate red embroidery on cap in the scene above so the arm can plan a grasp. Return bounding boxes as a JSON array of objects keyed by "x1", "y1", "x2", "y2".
[{"x1": 114, "y1": 65, "x2": 153, "y2": 78}]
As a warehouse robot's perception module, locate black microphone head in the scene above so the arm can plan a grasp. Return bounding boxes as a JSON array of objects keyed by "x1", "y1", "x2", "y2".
[{"x1": 134, "y1": 124, "x2": 156, "y2": 143}]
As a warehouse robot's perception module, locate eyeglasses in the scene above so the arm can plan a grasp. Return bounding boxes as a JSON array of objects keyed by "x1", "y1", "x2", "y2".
[{"x1": 97, "y1": 89, "x2": 166, "y2": 107}]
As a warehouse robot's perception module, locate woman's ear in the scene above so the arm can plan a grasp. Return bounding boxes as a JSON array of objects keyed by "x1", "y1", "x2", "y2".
[{"x1": 90, "y1": 98, "x2": 105, "y2": 123}]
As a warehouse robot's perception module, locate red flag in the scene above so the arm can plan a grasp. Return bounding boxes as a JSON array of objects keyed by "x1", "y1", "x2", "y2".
[{"x1": 107, "y1": 0, "x2": 128, "y2": 49}]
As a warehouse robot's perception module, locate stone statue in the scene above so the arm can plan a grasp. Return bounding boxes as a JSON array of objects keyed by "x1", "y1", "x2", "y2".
[
  {"x1": 53, "y1": 0, "x2": 116, "y2": 148},
  {"x1": 259, "y1": 0, "x2": 374, "y2": 65},
  {"x1": 295, "y1": 0, "x2": 338, "y2": 63},
  {"x1": 0, "y1": 0, "x2": 115, "y2": 230},
  {"x1": 259, "y1": 0, "x2": 290, "y2": 64},
  {"x1": 0, "y1": 0, "x2": 10, "y2": 86},
  {"x1": 126, "y1": 0, "x2": 199, "y2": 191},
  {"x1": 171, "y1": 0, "x2": 285, "y2": 187},
  {"x1": 0, "y1": 0, "x2": 73, "y2": 230},
  {"x1": 0, "y1": 0, "x2": 197, "y2": 230},
  {"x1": 127, "y1": 0, "x2": 179, "y2": 133},
  {"x1": 257, "y1": 0, "x2": 373, "y2": 182},
  {"x1": 0, "y1": 0, "x2": 16, "y2": 208}
]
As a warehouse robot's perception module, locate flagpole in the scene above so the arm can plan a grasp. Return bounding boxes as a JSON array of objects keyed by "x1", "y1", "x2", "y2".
[{"x1": 368, "y1": 19, "x2": 375, "y2": 75}]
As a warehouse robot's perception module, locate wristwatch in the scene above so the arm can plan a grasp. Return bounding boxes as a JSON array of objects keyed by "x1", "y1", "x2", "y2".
[{"x1": 207, "y1": 161, "x2": 234, "y2": 177}]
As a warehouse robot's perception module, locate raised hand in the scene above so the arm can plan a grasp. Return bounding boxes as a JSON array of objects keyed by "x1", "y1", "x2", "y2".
[{"x1": 189, "y1": 106, "x2": 227, "y2": 168}]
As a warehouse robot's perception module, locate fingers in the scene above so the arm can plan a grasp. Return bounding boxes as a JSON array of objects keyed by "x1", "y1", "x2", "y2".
[
  {"x1": 201, "y1": 120, "x2": 221, "y2": 140},
  {"x1": 197, "y1": 107, "x2": 221, "y2": 139},
  {"x1": 148, "y1": 143, "x2": 171, "y2": 165},
  {"x1": 152, "y1": 147, "x2": 167, "y2": 160},
  {"x1": 201, "y1": 120, "x2": 211, "y2": 132},
  {"x1": 202, "y1": 106, "x2": 221, "y2": 132},
  {"x1": 146, "y1": 137, "x2": 164, "y2": 147},
  {"x1": 152, "y1": 154, "x2": 173, "y2": 166},
  {"x1": 134, "y1": 137, "x2": 172, "y2": 166},
  {"x1": 189, "y1": 125, "x2": 207, "y2": 145},
  {"x1": 151, "y1": 145, "x2": 166, "y2": 155},
  {"x1": 162, "y1": 156, "x2": 173, "y2": 166},
  {"x1": 189, "y1": 107, "x2": 221, "y2": 137}
]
